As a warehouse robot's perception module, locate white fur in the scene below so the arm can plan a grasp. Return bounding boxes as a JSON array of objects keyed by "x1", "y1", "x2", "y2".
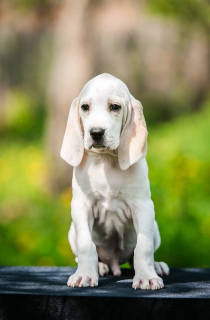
[{"x1": 61, "y1": 73, "x2": 169, "y2": 289}]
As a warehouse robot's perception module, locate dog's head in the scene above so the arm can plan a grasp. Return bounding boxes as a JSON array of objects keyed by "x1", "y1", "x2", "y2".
[{"x1": 60, "y1": 73, "x2": 148, "y2": 170}]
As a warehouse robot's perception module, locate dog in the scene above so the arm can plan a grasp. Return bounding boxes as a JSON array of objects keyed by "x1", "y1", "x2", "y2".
[{"x1": 60, "y1": 73, "x2": 169, "y2": 290}]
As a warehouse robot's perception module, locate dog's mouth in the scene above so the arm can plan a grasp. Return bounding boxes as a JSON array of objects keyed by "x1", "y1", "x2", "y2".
[
  {"x1": 90, "y1": 144, "x2": 107, "y2": 150},
  {"x1": 87, "y1": 144, "x2": 117, "y2": 156}
]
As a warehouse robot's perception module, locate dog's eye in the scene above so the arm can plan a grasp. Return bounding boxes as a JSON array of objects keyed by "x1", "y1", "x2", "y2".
[
  {"x1": 110, "y1": 104, "x2": 121, "y2": 111},
  {"x1": 81, "y1": 104, "x2": 90, "y2": 111}
]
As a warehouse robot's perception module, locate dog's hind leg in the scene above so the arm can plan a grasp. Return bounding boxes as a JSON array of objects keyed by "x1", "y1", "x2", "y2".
[
  {"x1": 154, "y1": 261, "x2": 170, "y2": 276},
  {"x1": 110, "y1": 258, "x2": 121, "y2": 276},
  {"x1": 98, "y1": 262, "x2": 109, "y2": 276},
  {"x1": 68, "y1": 222, "x2": 78, "y2": 263},
  {"x1": 153, "y1": 221, "x2": 170, "y2": 276},
  {"x1": 153, "y1": 220, "x2": 161, "y2": 251}
]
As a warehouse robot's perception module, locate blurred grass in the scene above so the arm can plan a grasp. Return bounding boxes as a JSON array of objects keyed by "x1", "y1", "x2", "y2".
[{"x1": 0, "y1": 98, "x2": 210, "y2": 267}]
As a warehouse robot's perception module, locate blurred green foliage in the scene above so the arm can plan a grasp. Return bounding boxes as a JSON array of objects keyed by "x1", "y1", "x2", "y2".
[
  {"x1": 0, "y1": 90, "x2": 75, "y2": 266},
  {"x1": 0, "y1": 94, "x2": 209, "y2": 267},
  {"x1": 148, "y1": 0, "x2": 210, "y2": 32},
  {"x1": 0, "y1": 90, "x2": 46, "y2": 139},
  {"x1": 148, "y1": 99, "x2": 210, "y2": 267},
  {"x1": 0, "y1": 138, "x2": 75, "y2": 266},
  {"x1": 13, "y1": 0, "x2": 58, "y2": 12}
]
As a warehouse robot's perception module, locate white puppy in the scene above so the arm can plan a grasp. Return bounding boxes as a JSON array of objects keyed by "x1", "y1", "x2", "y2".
[{"x1": 60, "y1": 73, "x2": 169, "y2": 290}]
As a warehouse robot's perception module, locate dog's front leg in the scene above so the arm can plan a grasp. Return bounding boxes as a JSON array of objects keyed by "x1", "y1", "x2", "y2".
[
  {"x1": 67, "y1": 199, "x2": 98, "y2": 288},
  {"x1": 132, "y1": 200, "x2": 164, "y2": 290}
]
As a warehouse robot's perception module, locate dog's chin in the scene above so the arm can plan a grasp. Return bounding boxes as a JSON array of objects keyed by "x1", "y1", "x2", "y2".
[
  {"x1": 90, "y1": 144, "x2": 107, "y2": 151},
  {"x1": 86, "y1": 144, "x2": 117, "y2": 155}
]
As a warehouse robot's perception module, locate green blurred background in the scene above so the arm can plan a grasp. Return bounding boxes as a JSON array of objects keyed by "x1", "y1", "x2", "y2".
[{"x1": 0, "y1": 0, "x2": 209, "y2": 268}]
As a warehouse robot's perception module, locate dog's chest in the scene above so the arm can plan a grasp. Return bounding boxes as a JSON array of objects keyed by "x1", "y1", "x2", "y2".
[
  {"x1": 75, "y1": 154, "x2": 139, "y2": 254},
  {"x1": 87, "y1": 156, "x2": 126, "y2": 198},
  {"x1": 87, "y1": 162, "x2": 132, "y2": 237},
  {"x1": 92, "y1": 182, "x2": 131, "y2": 225}
]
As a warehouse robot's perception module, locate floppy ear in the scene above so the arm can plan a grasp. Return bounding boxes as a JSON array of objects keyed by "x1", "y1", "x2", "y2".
[
  {"x1": 60, "y1": 98, "x2": 84, "y2": 166},
  {"x1": 118, "y1": 95, "x2": 148, "y2": 170}
]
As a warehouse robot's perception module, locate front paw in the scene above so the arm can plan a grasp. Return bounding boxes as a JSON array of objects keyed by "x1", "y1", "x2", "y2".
[
  {"x1": 67, "y1": 272, "x2": 99, "y2": 288},
  {"x1": 132, "y1": 276, "x2": 164, "y2": 290}
]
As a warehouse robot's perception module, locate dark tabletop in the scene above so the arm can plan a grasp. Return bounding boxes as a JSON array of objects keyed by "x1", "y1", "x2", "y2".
[{"x1": 0, "y1": 266, "x2": 209, "y2": 299}]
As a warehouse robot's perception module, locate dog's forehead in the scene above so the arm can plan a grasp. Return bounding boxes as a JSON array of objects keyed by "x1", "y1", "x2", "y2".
[{"x1": 79, "y1": 74, "x2": 130, "y2": 102}]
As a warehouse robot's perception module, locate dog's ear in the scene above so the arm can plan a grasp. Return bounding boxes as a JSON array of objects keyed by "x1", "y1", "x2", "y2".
[
  {"x1": 118, "y1": 95, "x2": 148, "y2": 170},
  {"x1": 60, "y1": 98, "x2": 84, "y2": 167}
]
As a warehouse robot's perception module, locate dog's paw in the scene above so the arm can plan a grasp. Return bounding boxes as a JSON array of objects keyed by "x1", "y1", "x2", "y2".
[
  {"x1": 98, "y1": 262, "x2": 109, "y2": 276},
  {"x1": 154, "y1": 261, "x2": 170, "y2": 276},
  {"x1": 67, "y1": 273, "x2": 99, "y2": 287},
  {"x1": 132, "y1": 276, "x2": 164, "y2": 290}
]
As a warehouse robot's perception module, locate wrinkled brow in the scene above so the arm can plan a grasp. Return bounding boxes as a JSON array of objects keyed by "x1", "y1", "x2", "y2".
[
  {"x1": 107, "y1": 96, "x2": 125, "y2": 105},
  {"x1": 79, "y1": 98, "x2": 92, "y2": 106}
]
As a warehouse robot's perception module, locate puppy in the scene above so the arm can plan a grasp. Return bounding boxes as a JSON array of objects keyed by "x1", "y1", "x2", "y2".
[{"x1": 60, "y1": 73, "x2": 169, "y2": 290}]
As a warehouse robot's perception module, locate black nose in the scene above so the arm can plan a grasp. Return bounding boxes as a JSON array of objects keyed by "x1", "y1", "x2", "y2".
[{"x1": 90, "y1": 127, "x2": 105, "y2": 140}]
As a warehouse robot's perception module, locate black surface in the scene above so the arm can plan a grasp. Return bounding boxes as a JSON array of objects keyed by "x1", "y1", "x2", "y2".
[{"x1": 0, "y1": 267, "x2": 210, "y2": 320}]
